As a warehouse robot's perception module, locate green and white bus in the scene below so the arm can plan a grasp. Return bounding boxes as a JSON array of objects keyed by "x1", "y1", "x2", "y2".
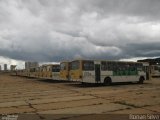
[{"x1": 70, "y1": 60, "x2": 149, "y2": 85}]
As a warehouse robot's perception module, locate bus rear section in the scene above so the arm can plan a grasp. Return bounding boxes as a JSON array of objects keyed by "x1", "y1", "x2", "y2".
[
  {"x1": 60, "y1": 62, "x2": 70, "y2": 81},
  {"x1": 81, "y1": 60, "x2": 98, "y2": 83},
  {"x1": 150, "y1": 65, "x2": 160, "y2": 77},
  {"x1": 70, "y1": 60, "x2": 96, "y2": 82}
]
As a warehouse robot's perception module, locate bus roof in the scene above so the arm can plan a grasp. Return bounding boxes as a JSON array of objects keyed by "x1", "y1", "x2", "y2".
[
  {"x1": 70, "y1": 59, "x2": 142, "y2": 64},
  {"x1": 60, "y1": 61, "x2": 70, "y2": 63}
]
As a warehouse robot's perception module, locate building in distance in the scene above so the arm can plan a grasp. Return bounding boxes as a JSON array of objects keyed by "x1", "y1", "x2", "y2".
[
  {"x1": 25, "y1": 62, "x2": 39, "y2": 69},
  {"x1": 4, "y1": 64, "x2": 7, "y2": 71}
]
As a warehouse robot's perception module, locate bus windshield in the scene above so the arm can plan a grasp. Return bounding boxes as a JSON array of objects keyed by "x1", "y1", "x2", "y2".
[
  {"x1": 52, "y1": 65, "x2": 60, "y2": 72},
  {"x1": 71, "y1": 61, "x2": 80, "y2": 70},
  {"x1": 82, "y1": 61, "x2": 94, "y2": 71}
]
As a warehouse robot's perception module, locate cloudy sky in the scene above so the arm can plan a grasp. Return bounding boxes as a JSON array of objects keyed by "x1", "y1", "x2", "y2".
[{"x1": 0, "y1": 0, "x2": 160, "y2": 69}]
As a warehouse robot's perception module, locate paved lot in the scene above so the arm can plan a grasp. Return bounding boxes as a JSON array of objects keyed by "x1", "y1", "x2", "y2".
[{"x1": 0, "y1": 73, "x2": 160, "y2": 120}]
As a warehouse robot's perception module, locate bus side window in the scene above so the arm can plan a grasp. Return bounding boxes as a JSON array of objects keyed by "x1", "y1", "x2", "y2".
[
  {"x1": 60, "y1": 63, "x2": 66, "y2": 70},
  {"x1": 83, "y1": 61, "x2": 94, "y2": 71},
  {"x1": 52, "y1": 66, "x2": 60, "y2": 72},
  {"x1": 130, "y1": 63, "x2": 135, "y2": 71},
  {"x1": 113, "y1": 62, "x2": 118, "y2": 72},
  {"x1": 137, "y1": 63, "x2": 143, "y2": 71},
  {"x1": 108, "y1": 62, "x2": 113, "y2": 71},
  {"x1": 71, "y1": 61, "x2": 80, "y2": 70},
  {"x1": 101, "y1": 61, "x2": 107, "y2": 71}
]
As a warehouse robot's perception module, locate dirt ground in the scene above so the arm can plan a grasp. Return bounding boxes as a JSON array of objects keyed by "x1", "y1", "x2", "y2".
[{"x1": 0, "y1": 73, "x2": 160, "y2": 120}]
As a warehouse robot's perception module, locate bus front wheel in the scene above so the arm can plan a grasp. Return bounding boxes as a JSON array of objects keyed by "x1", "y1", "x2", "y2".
[
  {"x1": 104, "y1": 77, "x2": 112, "y2": 86},
  {"x1": 138, "y1": 76, "x2": 144, "y2": 84}
]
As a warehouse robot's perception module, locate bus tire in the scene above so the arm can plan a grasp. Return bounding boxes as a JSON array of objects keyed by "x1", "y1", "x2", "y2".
[
  {"x1": 138, "y1": 76, "x2": 144, "y2": 84},
  {"x1": 104, "y1": 77, "x2": 112, "y2": 86}
]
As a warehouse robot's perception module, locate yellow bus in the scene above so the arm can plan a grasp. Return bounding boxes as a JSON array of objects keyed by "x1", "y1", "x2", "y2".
[
  {"x1": 40, "y1": 65, "x2": 48, "y2": 78},
  {"x1": 46, "y1": 64, "x2": 60, "y2": 80},
  {"x1": 38, "y1": 64, "x2": 60, "y2": 80},
  {"x1": 70, "y1": 59, "x2": 148, "y2": 85},
  {"x1": 46, "y1": 65, "x2": 54, "y2": 79},
  {"x1": 60, "y1": 61, "x2": 70, "y2": 80}
]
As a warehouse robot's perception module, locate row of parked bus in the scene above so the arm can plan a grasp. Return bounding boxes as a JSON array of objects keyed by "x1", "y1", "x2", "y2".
[{"x1": 12, "y1": 59, "x2": 159, "y2": 85}]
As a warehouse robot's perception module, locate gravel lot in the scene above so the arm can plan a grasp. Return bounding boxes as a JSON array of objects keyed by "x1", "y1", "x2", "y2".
[{"x1": 0, "y1": 73, "x2": 160, "y2": 120}]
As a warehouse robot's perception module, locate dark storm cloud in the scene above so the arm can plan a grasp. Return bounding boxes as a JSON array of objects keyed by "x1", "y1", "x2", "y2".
[
  {"x1": 0, "y1": 0, "x2": 160, "y2": 63},
  {"x1": 123, "y1": 42, "x2": 160, "y2": 58},
  {"x1": 77, "y1": 0, "x2": 160, "y2": 20}
]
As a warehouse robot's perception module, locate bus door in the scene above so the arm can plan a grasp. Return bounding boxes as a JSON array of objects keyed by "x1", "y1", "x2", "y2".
[
  {"x1": 146, "y1": 66, "x2": 149, "y2": 80},
  {"x1": 95, "y1": 64, "x2": 101, "y2": 82},
  {"x1": 142, "y1": 63, "x2": 150, "y2": 80}
]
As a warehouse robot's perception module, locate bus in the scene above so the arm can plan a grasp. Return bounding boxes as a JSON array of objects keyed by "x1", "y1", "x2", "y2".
[
  {"x1": 29, "y1": 67, "x2": 36, "y2": 78},
  {"x1": 39, "y1": 64, "x2": 60, "y2": 80},
  {"x1": 40, "y1": 65, "x2": 47, "y2": 78},
  {"x1": 35, "y1": 67, "x2": 40, "y2": 78},
  {"x1": 48, "y1": 64, "x2": 60, "y2": 80},
  {"x1": 22, "y1": 69, "x2": 28, "y2": 77},
  {"x1": 150, "y1": 65, "x2": 160, "y2": 77},
  {"x1": 60, "y1": 61, "x2": 70, "y2": 80},
  {"x1": 39, "y1": 66, "x2": 44, "y2": 78},
  {"x1": 52, "y1": 65, "x2": 60, "y2": 80},
  {"x1": 70, "y1": 60, "x2": 148, "y2": 85}
]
